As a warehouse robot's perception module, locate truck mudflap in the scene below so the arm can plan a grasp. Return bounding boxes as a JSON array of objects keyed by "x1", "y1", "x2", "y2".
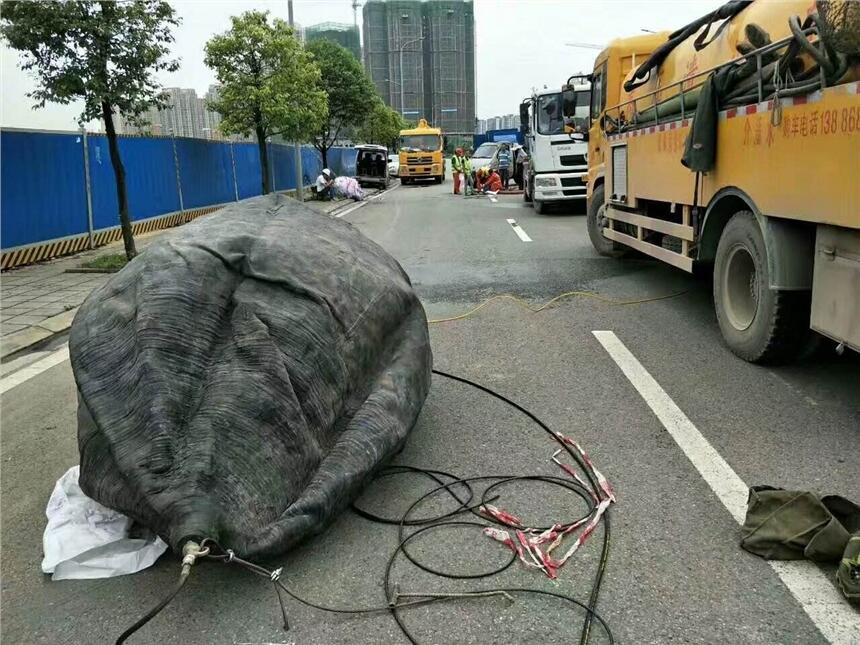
[{"x1": 810, "y1": 225, "x2": 860, "y2": 353}]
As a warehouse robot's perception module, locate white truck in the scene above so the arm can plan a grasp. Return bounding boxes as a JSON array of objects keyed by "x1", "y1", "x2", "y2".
[{"x1": 521, "y1": 77, "x2": 592, "y2": 214}]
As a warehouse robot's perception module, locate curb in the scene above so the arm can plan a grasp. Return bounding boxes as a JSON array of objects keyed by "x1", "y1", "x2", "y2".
[{"x1": 0, "y1": 307, "x2": 77, "y2": 360}]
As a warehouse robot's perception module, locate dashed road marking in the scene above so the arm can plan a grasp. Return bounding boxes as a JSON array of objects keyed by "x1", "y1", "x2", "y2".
[
  {"x1": 0, "y1": 344, "x2": 69, "y2": 395},
  {"x1": 592, "y1": 330, "x2": 859, "y2": 645},
  {"x1": 506, "y1": 218, "x2": 532, "y2": 242}
]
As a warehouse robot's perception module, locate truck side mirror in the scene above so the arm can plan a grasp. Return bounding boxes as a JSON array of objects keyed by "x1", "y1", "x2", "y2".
[{"x1": 519, "y1": 102, "x2": 530, "y2": 132}]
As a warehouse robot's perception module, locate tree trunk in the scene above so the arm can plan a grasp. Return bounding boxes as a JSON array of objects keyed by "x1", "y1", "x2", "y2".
[
  {"x1": 101, "y1": 101, "x2": 136, "y2": 260},
  {"x1": 320, "y1": 145, "x2": 328, "y2": 170},
  {"x1": 256, "y1": 126, "x2": 271, "y2": 195}
]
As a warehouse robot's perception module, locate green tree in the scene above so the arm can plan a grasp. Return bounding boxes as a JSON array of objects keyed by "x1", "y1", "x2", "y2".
[
  {"x1": 205, "y1": 11, "x2": 327, "y2": 195},
  {"x1": 305, "y1": 39, "x2": 376, "y2": 168},
  {"x1": 359, "y1": 99, "x2": 408, "y2": 149},
  {"x1": 1, "y1": 0, "x2": 180, "y2": 260}
]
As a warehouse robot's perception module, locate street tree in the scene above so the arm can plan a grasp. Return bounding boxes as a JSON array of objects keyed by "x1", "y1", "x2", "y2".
[
  {"x1": 205, "y1": 11, "x2": 327, "y2": 195},
  {"x1": 306, "y1": 39, "x2": 376, "y2": 168},
  {"x1": 359, "y1": 99, "x2": 408, "y2": 149},
  {"x1": 1, "y1": 0, "x2": 180, "y2": 260}
]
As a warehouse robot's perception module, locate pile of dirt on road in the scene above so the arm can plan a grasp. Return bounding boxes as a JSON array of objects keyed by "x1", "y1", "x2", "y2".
[{"x1": 69, "y1": 194, "x2": 432, "y2": 558}]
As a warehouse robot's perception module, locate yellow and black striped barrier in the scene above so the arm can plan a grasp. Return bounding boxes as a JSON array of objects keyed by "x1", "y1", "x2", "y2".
[{"x1": 1, "y1": 205, "x2": 223, "y2": 271}]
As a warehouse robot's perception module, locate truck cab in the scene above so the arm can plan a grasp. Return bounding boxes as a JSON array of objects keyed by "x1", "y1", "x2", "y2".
[
  {"x1": 398, "y1": 119, "x2": 444, "y2": 184},
  {"x1": 521, "y1": 81, "x2": 591, "y2": 214}
]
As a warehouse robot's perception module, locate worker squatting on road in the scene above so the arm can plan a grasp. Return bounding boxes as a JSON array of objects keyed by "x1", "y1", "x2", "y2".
[
  {"x1": 315, "y1": 168, "x2": 335, "y2": 201},
  {"x1": 476, "y1": 167, "x2": 502, "y2": 194}
]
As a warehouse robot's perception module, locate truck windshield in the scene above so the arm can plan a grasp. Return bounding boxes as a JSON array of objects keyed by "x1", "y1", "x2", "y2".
[
  {"x1": 537, "y1": 90, "x2": 591, "y2": 135},
  {"x1": 400, "y1": 135, "x2": 441, "y2": 152}
]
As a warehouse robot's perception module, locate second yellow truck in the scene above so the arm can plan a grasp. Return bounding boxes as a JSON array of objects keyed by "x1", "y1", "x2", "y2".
[{"x1": 398, "y1": 119, "x2": 445, "y2": 184}]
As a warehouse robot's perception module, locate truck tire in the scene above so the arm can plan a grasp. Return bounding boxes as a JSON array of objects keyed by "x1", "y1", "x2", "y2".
[
  {"x1": 534, "y1": 199, "x2": 546, "y2": 214},
  {"x1": 435, "y1": 175, "x2": 442, "y2": 184},
  {"x1": 713, "y1": 211, "x2": 811, "y2": 363},
  {"x1": 523, "y1": 175, "x2": 533, "y2": 203},
  {"x1": 587, "y1": 185, "x2": 623, "y2": 257}
]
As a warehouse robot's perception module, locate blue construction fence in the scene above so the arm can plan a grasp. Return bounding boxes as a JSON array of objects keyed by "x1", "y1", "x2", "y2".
[{"x1": 0, "y1": 128, "x2": 357, "y2": 268}]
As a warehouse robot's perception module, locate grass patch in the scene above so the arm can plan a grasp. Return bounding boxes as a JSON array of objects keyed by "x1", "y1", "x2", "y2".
[{"x1": 82, "y1": 253, "x2": 129, "y2": 271}]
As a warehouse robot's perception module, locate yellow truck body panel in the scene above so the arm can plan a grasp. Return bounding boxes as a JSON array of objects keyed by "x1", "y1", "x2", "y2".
[{"x1": 606, "y1": 84, "x2": 860, "y2": 229}]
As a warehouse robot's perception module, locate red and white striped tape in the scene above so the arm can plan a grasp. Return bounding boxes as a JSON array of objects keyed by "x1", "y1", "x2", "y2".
[{"x1": 480, "y1": 432, "x2": 616, "y2": 580}]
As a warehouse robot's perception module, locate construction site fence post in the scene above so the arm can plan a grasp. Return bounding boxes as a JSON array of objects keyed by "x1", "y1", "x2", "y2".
[
  {"x1": 230, "y1": 141, "x2": 239, "y2": 202},
  {"x1": 171, "y1": 134, "x2": 186, "y2": 222},
  {"x1": 80, "y1": 128, "x2": 95, "y2": 249}
]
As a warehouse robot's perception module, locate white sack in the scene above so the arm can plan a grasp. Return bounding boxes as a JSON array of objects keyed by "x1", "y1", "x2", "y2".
[{"x1": 41, "y1": 466, "x2": 167, "y2": 580}]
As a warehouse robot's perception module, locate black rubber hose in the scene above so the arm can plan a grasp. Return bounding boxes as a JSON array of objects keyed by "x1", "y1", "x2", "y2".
[
  {"x1": 118, "y1": 369, "x2": 616, "y2": 645},
  {"x1": 115, "y1": 567, "x2": 191, "y2": 644},
  {"x1": 429, "y1": 369, "x2": 612, "y2": 645}
]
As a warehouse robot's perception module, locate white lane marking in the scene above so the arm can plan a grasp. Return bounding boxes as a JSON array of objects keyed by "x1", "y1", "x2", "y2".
[
  {"x1": 592, "y1": 330, "x2": 859, "y2": 645},
  {"x1": 335, "y1": 183, "x2": 399, "y2": 219},
  {"x1": 0, "y1": 344, "x2": 70, "y2": 395},
  {"x1": 506, "y1": 218, "x2": 532, "y2": 242},
  {"x1": 1, "y1": 348, "x2": 52, "y2": 378}
]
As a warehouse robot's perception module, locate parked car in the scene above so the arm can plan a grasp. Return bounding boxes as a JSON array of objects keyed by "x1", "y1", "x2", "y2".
[
  {"x1": 355, "y1": 144, "x2": 389, "y2": 189},
  {"x1": 470, "y1": 142, "x2": 501, "y2": 173},
  {"x1": 387, "y1": 154, "x2": 399, "y2": 178},
  {"x1": 470, "y1": 141, "x2": 523, "y2": 172}
]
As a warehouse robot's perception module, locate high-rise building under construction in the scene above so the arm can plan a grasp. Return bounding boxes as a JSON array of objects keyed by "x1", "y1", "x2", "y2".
[
  {"x1": 363, "y1": 0, "x2": 475, "y2": 134},
  {"x1": 306, "y1": 22, "x2": 362, "y2": 61}
]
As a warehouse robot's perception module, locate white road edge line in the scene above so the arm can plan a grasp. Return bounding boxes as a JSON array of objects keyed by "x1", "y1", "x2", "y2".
[
  {"x1": 506, "y1": 218, "x2": 532, "y2": 242},
  {"x1": 592, "y1": 330, "x2": 859, "y2": 645},
  {"x1": 0, "y1": 344, "x2": 70, "y2": 395},
  {"x1": 335, "y1": 183, "x2": 399, "y2": 219}
]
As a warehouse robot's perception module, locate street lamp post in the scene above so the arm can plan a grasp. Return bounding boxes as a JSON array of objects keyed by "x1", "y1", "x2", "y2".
[
  {"x1": 398, "y1": 37, "x2": 424, "y2": 117},
  {"x1": 288, "y1": 0, "x2": 304, "y2": 201}
]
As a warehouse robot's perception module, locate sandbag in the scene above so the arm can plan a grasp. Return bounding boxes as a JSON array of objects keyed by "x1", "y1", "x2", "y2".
[{"x1": 70, "y1": 194, "x2": 432, "y2": 559}]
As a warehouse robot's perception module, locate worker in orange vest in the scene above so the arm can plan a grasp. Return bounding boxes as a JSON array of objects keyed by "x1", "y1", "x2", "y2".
[{"x1": 476, "y1": 167, "x2": 502, "y2": 193}]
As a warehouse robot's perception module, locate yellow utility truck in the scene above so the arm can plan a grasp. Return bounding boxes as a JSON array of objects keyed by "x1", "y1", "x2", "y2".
[
  {"x1": 398, "y1": 118, "x2": 445, "y2": 184},
  {"x1": 585, "y1": 0, "x2": 860, "y2": 362}
]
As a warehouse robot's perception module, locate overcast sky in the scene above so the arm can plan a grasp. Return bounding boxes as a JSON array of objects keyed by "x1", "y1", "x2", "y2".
[{"x1": 1, "y1": 0, "x2": 719, "y2": 130}]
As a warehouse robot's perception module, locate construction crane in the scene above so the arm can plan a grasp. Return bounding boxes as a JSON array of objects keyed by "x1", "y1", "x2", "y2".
[{"x1": 352, "y1": 0, "x2": 360, "y2": 30}]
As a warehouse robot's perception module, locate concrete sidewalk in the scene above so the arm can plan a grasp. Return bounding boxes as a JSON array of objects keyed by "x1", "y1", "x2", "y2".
[{"x1": 0, "y1": 194, "x2": 361, "y2": 358}]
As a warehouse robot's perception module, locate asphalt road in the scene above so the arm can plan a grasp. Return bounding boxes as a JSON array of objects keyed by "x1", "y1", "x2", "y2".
[{"x1": 2, "y1": 181, "x2": 858, "y2": 645}]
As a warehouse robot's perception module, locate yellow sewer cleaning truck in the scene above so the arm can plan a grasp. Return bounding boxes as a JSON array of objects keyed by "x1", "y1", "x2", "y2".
[
  {"x1": 398, "y1": 119, "x2": 445, "y2": 184},
  {"x1": 585, "y1": 0, "x2": 860, "y2": 362}
]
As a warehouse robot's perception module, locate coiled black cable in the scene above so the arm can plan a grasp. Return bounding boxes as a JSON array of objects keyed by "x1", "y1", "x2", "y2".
[{"x1": 116, "y1": 368, "x2": 615, "y2": 644}]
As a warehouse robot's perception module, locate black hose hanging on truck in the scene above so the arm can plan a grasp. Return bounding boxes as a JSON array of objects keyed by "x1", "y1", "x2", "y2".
[
  {"x1": 624, "y1": 0, "x2": 753, "y2": 92},
  {"x1": 681, "y1": 13, "x2": 848, "y2": 172}
]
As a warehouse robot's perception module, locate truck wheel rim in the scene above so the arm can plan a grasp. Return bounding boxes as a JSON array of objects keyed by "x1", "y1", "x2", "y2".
[{"x1": 723, "y1": 244, "x2": 758, "y2": 331}]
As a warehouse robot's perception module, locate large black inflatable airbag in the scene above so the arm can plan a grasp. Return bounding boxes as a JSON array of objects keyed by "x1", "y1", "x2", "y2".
[{"x1": 70, "y1": 195, "x2": 432, "y2": 558}]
